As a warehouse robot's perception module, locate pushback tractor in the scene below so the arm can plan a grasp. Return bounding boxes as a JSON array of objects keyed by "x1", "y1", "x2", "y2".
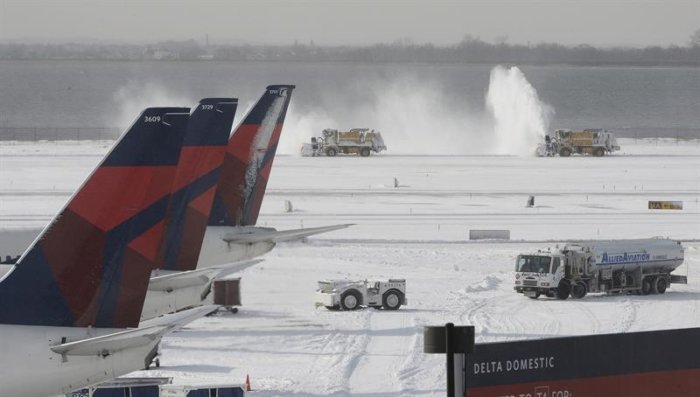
[{"x1": 316, "y1": 279, "x2": 407, "y2": 310}]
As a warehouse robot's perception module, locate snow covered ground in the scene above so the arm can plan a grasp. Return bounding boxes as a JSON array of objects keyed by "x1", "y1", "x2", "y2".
[{"x1": 1, "y1": 138, "x2": 699, "y2": 395}]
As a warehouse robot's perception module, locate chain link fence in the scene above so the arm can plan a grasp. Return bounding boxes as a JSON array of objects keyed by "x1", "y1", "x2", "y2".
[{"x1": 0, "y1": 127, "x2": 121, "y2": 141}]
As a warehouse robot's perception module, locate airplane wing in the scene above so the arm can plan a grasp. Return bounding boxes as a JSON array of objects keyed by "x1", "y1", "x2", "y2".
[
  {"x1": 148, "y1": 259, "x2": 263, "y2": 291},
  {"x1": 51, "y1": 305, "x2": 218, "y2": 357},
  {"x1": 222, "y1": 224, "x2": 353, "y2": 244}
]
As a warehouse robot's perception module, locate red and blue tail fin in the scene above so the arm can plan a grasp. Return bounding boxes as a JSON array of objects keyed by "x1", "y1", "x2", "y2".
[
  {"x1": 0, "y1": 107, "x2": 189, "y2": 328},
  {"x1": 157, "y1": 98, "x2": 237, "y2": 272},
  {"x1": 209, "y1": 85, "x2": 295, "y2": 226}
]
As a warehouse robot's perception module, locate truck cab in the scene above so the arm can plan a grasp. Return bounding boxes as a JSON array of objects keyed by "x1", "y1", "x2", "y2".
[{"x1": 514, "y1": 253, "x2": 567, "y2": 299}]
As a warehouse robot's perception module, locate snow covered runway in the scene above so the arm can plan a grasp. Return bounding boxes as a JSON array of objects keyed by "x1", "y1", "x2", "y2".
[{"x1": 0, "y1": 139, "x2": 698, "y2": 395}]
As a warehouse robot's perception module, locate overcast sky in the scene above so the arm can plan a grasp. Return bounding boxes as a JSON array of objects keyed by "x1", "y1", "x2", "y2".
[{"x1": 1, "y1": 0, "x2": 698, "y2": 47}]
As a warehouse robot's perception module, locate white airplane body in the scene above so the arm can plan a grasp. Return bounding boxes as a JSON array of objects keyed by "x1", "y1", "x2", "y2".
[{"x1": 0, "y1": 324, "x2": 159, "y2": 397}]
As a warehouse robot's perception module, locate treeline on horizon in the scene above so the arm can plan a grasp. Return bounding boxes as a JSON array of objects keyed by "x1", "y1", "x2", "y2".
[{"x1": 1, "y1": 38, "x2": 699, "y2": 66}]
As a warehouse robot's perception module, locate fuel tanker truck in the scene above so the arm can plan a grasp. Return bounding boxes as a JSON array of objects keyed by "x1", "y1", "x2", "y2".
[{"x1": 514, "y1": 239, "x2": 685, "y2": 299}]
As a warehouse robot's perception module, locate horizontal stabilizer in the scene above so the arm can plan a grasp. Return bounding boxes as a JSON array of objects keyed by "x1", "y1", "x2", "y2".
[
  {"x1": 148, "y1": 259, "x2": 262, "y2": 291},
  {"x1": 149, "y1": 270, "x2": 209, "y2": 291},
  {"x1": 139, "y1": 304, "x2": 219, "y2": 329},
  {"x1": 222, "y1": 224, "x2": 353, "y2": 244},
  {"x1": 52, "y1": 305, "x2": 217, "y2": 357},
  {"x1": 211, "y1": 259, "x2": 263, "y2": 279},
  {"x1": 50, "y1": 326, "x2": 168, "y2": 357}
]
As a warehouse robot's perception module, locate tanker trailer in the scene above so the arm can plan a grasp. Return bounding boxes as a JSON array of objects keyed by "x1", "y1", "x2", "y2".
[{"x1": 514, "y1": 239, "x2": 685, "y2": 299}]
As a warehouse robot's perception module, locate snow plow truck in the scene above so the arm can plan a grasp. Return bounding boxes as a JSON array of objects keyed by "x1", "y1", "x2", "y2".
[
  {"x1": 514, "y1": 239, "x2": 685, "y2": 299},
  {"x1": 301, "y1": 128, "x2": 387, "y2": 157},
  {"x1": 537, "y1": 128, "x2": 620, "y2": 157}
]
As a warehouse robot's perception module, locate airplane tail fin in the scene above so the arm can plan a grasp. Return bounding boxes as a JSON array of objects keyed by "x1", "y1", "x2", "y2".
[
  {"x1": 0, "y1": 107, "x2": 189, "y2": 328},
  {"x1": 209, "y1": 85, "x2": 295, "y2": 226},
  {"x1": 158, "y1": 98, "x2": 237, "y2": 272}
]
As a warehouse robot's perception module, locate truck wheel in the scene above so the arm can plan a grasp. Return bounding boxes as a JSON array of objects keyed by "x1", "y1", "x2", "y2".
[
  {"x1": 340, "y1": 290, "x2": 361, "y2": 310},
  {"x1": 382, "y1": 289, "x2": 403, "y2": 310},
  {"x1": 653, "y1": 277, "x2": 667, "y2": 294},
  {"x1": 559, "y1": 148, "x2": 572, "y2": 157},
  {"x1": 593, "y1": 147, "x2": 605, "y2": 157},
  {"x1": 556, "y1": 280, "x2": 570, "y2": 300},
  {"x1": 571, "y1": 281, "x2": 587, "y2": 299},
  {"x1": 359, "y1": 147, "x2": 370, "y2": 157},
  {"x1": 641, "y1": 277, "x2": 653, "y2": 295},
  {"x1": 326, "y1": 147, "x2": 337, "y2": 157}
]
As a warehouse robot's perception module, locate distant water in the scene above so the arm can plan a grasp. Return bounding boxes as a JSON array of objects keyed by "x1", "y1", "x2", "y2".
[{"x1": 0, "y1": 60, "x2": 698, "y2": 142}]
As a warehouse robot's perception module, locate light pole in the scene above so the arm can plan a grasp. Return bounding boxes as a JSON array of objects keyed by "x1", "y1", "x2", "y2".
[{"x1": 424, "y1": 323, "x2": 475, "y2": 397}]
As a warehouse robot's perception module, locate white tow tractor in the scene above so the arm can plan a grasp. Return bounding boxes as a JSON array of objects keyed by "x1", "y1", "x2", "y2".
[{"x1": 315, "y1": 279, "x2": 407, "y2": 310}]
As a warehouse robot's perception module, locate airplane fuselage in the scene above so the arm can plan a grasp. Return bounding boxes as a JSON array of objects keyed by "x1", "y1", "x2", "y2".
[{"x1": 0, "y1": 324, "x2": 158, "y2": 397}]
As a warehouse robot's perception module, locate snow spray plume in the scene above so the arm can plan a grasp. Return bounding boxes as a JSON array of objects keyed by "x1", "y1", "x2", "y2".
[
  {"x1": 486, "y1": 66, "x2": 553, "y2": 156},
  {"x1": 278, "y1": 74, "x2": 490, "y2": 155},
  {"x1": 278, "y1": 104, "x2": 336, "y2": 155},
  {"x1": 366, "y1": 75, "x2": 490, "y2": 154}
]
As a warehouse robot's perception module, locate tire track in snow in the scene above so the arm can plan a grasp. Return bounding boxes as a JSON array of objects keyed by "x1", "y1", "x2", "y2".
[
  {"x1": 303, "y1": 326, "x2": 352, "y2": 393},
  {"x1": 302, "y1": 311, "x2": 372, "y2": 394},
  {"x1": 392, "y1": 326, "x2": 425, "y2": 395},
  {"x1": 618, "y1": 297, "x2": 638, "y2": 333},
  {"x1": 347, "y1": 309, "x2": 415, "y2": 394},
  {"x1": 570, "y1": 300, "x2": 602, "y2": 335},
  {"x1": 456, "y1": 270, "x2": 550, "y2": 340}
]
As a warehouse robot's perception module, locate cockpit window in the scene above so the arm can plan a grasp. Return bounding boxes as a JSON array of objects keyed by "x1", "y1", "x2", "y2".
[{"x1": 516, "y1": 256, "x2": 552, "y2": 273}]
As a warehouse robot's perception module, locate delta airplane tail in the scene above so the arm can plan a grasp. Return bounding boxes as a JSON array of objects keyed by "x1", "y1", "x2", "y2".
[
  {"x1": 0, "y1": 107, "x2": 189, "y2": 329},
  {"x1": 158, "y1": 98, "x2": 237, "y2": 272},
  {"x1": 209, "y1": 85, "x2": 295, "y2": 227},
  {"x1": 195, "y1": 86, "x2": 352, "y2": 268}
]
